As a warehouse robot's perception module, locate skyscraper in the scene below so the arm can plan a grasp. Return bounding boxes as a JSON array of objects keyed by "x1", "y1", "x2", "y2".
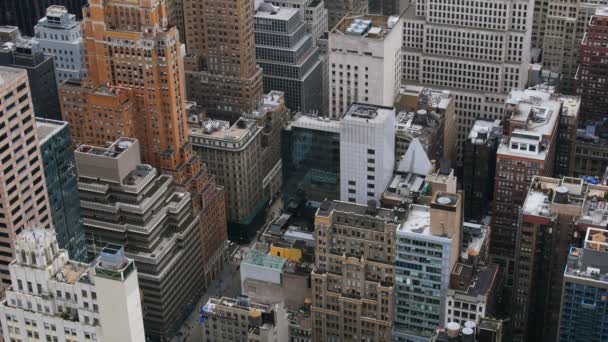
[
  {"x1": 340, "y1": 103, "x2": 395, "y2": 205},
  {"x1": 393, "y1": 192, "x2": 462, "y2": 341},
  {"x1": 559, "y1": 227, "x2": 608, "y2": 342},
  {"x1": 0, "y1": 0, "x2": 87, "y2": 37},
  {"x1": 183, "y1": 0, "x2": 264, "y2": 121},
  {"x1": 542, "y1": 0, "x2": 607, "y2": 93},
  {"x1": 575, "y1": 7, "x2": 608, "y2": 123},
  {"x1": 327, "y1": 13, "x2": 403, "y2": 119},
  {"x1": 0, "y1": 30, "x2": 62, "y2": 121},
  {"x1": 491, "y1": 87, "x2": 562, "y2": 291},
  {"x1": 75, "y1": 138, "x2": 205, "y2": 340},
  {"x1": 34, "y1": 5, "x2": 87, "y2": 84},
  {"x1": 59, "y1": 0, "x2": 228, "y2": 285},
  {"x1": 401, "y1": 0, "x2": 533, "y2": 166},
  {"x1": 254, "y1": 4, "x2": 323, "y2": 112},
  {"x1": 35, "y1": 118, "x2": 86, "y2": 262},
  {"x1": 0, "y1": 66, "x2": 51, "y2": 288}
]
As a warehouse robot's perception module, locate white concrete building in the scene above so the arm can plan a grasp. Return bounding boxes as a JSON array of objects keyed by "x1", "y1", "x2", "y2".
[
  {"x1": 0, "y1": 229, "x2": 145, "y2": 342},
  {"x1": 339, "y1": 103, "x2": 395, "y2": 204},
  {"x1": 328, "y1": 13, "x2": 403, "y2": 118},
  {"x1": 34, "y1": 6, "x2": 86, "y2": 84},
  {"x1": 401, "y1": 0, "x2": 533, "y2": 165}
]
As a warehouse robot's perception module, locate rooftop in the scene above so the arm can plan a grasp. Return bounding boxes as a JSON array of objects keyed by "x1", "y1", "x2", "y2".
[
  {"x1": 461, "y1": 222, "x2": 489, "y2": 261},
  {"x1": 190, "y1": 118, "x2": 258, "y2": 143},
  {"x1": 398, "y1": 204, "x2": 431, "y2": 235},
  {"x1": 35, "y1": 118, "x2": 67, "y2": 144},
  {"x1": 316, "y1": 200, "x2": 405, "y2": 224},
  {"x1": 255, "y1": 5, "x2": 299, "y2": 21},
  {"x1": 288, "y1": 113, "x2": 340, "y2": 133},
  {"x1": 76, "y1": 138, "x2": 137, "y2": 158},
  {"x1": 242, "y1": 249, "x2": 287, "y2": 271},
  {"x1": 0, "y1": 66, "x2": 22, "y2": 86},
  {"x1": 399, "y1": 85, "x2": 452, "y2": 111},
  {"x1": 202, "y1": 296, "x2": 273, "y2": 316},
  {"x1": 341, "y1": 102, "x2": 394, "y2": 122},
  {"x1": 565, "y1": 228, "x2": 608, "y2": 285},
  {"x1": 467, "y1": 120, "x2": 502, "y2": 144},
  {"x1": 332, "y1": 14, "x2": 399, "y2": 39},
  {"x1": 450, "y1": 263, "x2": 499, "y2": 298}
]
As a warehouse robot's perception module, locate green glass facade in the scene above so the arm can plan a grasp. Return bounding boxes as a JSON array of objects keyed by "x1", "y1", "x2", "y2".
[{"x1": 37, "y1": 118, "x2": 86, "y2": 261}]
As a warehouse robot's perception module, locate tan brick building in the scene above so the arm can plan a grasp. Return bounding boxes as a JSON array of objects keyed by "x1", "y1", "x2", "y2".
[
  {"x1": 311, "y1": 200, "x2": 403, "y2": 342},
  {"x1": 183, "y1": 0, "x2": 263, "y2": 121}
]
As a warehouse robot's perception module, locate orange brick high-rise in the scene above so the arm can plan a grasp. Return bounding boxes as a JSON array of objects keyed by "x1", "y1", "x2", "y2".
[{"x1": 59, "y1": 0, "x2": 227, "y2": 285}]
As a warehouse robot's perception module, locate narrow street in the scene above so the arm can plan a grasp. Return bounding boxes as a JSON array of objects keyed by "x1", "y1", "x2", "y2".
[{"x1": 171, "y1": 197, "x2": 283, "y2": 341}]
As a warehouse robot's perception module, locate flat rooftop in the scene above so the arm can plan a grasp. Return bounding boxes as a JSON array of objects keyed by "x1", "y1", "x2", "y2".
[
  {"x1": 565, "y1": 228, "x2": 608, "y2": 285},
  {"x1": 341, "y1": 102, "x2": 394, "y2": 122},
  {"x1": 450, "y1": 264, "x2": 499, "y2": 297},
  {"x1": 400, "y1": 85, "x2": 452, "y2": 111},
  {"x1": 190, "y1": 118, "x2": 258, "y2": 142},
  {"x1": 397, "y1": 204, "x2": 431, "y2": 235},
  {"x1": 332, "y1": 14, "x2": 398, "y2": 39},
  {"x1": 36, "y1": 118, "x2": 67, "y2": 144},
  {"x1": 289, "y1": 114, "x2": 340, "y2": 133},
  {"x1": 0, "y1": 66, "x2": 22, "y2": 86},
  {"x1": 467, "y1": 120, "x2": 502, "y2": 144},
  {"x1": 317, "y1": 200, "x2": 404, "y2": 223},
  {"x1": 76, "y1": 138, "x2": 137, "y2": 158},
  {"x1": 242, "y1": 249, "x2": 287, "y2": 271},
  {"x1": 255, "y1": 6, "x2": 299, "y2": 21},
  {"x1": 203, "y1": 296, "x2": 272, "y2": 315}
]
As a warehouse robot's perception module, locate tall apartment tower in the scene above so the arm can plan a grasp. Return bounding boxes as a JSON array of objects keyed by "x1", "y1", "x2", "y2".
[
  {"x1": 254, "y1": 4, "x2": 323, "y2": 113},
  {"x1": 59, "y1": 0, "x2": 228, "y2": 284},
  {"x1": 401, "y1": 0, "x2": 533, "y2": 166},
  {"x1": 325, "y1": 0, "x2": 368, "y2": 29},
  {"x1": 559, "y1": 228, "x2": 608, "y2": 342},
  {"x1": 542, "y1": 0, "x2": 608, "y2": 93},
  {"x1": 183, "y1": 0, "x2": 264, "y2": 121},
  {"x1": 490, "y1": 87, "x2": 563, "y2": 291},
  {"x1": 0, "y1": 67, "x2": 51, "y2": 288},
  {"x1": 328, "y1": 13, "x2": 403, "y2": 119},
  {"x1": 34, "y1": 6, "x2": 86, "y2": 84},
  {"x1": 340, "y1": 103, "x2": 395, "y2": 205},
  {"x1": 512, "y1": 176, "x2": 608, "y2": 342},
  {"x1": 36, "y1": 118, "x2": 86, "y2": 262},
  {"x1": 0, "y1": 31, "x2": 62, "y2": 121},
  {"x1": 311, "y1": 200, "x2": 405, "y2": 342},
  {"x1": 74, "y1": 138, "x2": 205, "y2": 340},
  {"x1": 393, "y1": 192, "x2": 462, "y2": 342},
  {"x1": 576, "y1": 7, "x2": 608, "y2": 123},
  {"x1": 0, "y1": 0, "x2": 87, "y2": 37},
  {"x1": 0, "y1": 229, "x2": 146, "y2": 342}
]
